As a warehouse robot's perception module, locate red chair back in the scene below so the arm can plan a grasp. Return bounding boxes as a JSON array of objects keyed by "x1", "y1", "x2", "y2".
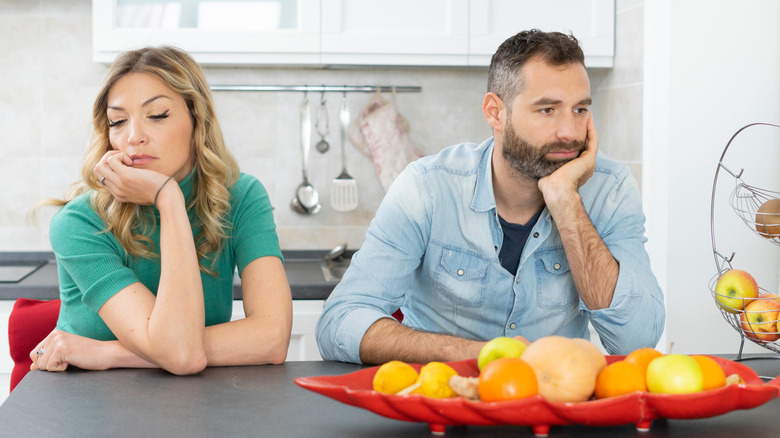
[{"x1": 7, "y1": 298, "x2": 60, "y2": 392}]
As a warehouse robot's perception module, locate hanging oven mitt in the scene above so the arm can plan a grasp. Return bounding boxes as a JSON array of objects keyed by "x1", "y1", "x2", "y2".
[
  {"x1": 356, "y1": 89, "x2": 422, "y2": 192},
  {"x1": 350, "y1": 89, "x2": 412, "y2": 159}
]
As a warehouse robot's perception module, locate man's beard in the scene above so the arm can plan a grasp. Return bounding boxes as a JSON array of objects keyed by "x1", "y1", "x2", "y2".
[{"x1": 501, "y1": 121, "x2": 586, "y2": 181}]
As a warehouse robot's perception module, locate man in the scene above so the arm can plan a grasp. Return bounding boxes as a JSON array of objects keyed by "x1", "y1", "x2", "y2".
[{"x1": 316, "y1": 30, "x2": 665, "y2": 364}]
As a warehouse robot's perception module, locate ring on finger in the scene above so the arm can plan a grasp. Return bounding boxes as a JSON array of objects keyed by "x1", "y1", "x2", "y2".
[
  {"x1": 36, "y1": 348, "x2": 45, "y2": 356},
  {"x1": 100, "y1": 177, "x2": 107, "y2": 186}
]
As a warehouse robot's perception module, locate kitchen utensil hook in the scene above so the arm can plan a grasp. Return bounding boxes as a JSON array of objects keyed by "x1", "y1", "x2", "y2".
[{"x1": 316, "y1": 89, "x2": 330, "y2": 153}]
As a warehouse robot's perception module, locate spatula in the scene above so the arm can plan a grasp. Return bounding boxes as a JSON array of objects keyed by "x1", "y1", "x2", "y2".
[{"x1": 330, "y1": 94, "x2": 359, "y2": 212}]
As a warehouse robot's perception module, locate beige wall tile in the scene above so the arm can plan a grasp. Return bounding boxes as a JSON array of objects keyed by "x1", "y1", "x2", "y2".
[
  {"x1": 0, "y1": 0, "x2": 41, "y2": 15},
  {"x1": 592, "y1": 84, "x2": 644, "y2": 162},
  {"x1": 0, "y1": 158, "x2": 40, "y2": 227}
]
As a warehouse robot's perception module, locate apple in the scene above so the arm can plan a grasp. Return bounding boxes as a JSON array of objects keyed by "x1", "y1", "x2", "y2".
[
  {"x1": 755, "y1": 198, "x2": 780, "y2": 239},
  {"x1": 646, "y1": 354, "x2": 704, "y2": 394},
  {"x1": 759, "y1": 292, "x2": 780, "y2": 305},
  {"x1": 713, "y1": 269, "x2": 759, "y2": 313},
  {"x1": 477, "y1": 337, "x2": 527, "y2": 370},
  {"x1": 740, "y1": 298, "x2": 780, "y2": 342}
]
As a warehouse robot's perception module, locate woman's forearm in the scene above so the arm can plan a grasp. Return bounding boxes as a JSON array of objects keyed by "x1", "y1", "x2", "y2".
[
  {"x1": 145, "y1": 183, "x2": 207, "y2": 373},
  {"x1": 107, "y1": 318, "x2": 289, "y2": 369},
  {"x1": 204, "y1": 256, "x2": 293, "y2": 366}
]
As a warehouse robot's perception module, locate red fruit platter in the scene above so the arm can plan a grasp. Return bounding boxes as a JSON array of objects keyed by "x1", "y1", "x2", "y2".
[{"x1": 294, "y1": 356, "x2": 780, "y2": 437}]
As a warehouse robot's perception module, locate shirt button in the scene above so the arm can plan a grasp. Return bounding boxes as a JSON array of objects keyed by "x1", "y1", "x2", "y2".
[
  {"x1": 457, "y1": 269, "x2": 464, "y2": 276},
  {"x1": 515, "y1": 278, "x2": 519, "y2": 284},
  {"x1": 509, "y1": 323, "x2": 517, "y2": 330},
  {"x1": 533, "y1": 232, "x2": 539, "y2": 238},
  {"x1": 554, "y1": 263, "x2": 561, "y2": 270}
]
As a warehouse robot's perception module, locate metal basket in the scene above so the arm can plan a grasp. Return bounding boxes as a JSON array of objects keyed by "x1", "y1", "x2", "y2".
[
  {"x1": 729, "y1": 183, "x2": 780, "y2": 245},
  {"x1": 710, "y1": 122, "x2": 780, "y2": 359}
]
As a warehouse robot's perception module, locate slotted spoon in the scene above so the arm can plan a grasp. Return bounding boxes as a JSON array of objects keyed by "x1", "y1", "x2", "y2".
[{"x1": 330, "y1": 94, "x2": 358, "y2": 212}]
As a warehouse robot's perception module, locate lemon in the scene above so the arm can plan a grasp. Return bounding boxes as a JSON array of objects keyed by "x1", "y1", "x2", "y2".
[
  {"x1": 413, "y1": 362, "x2": 458, "y2": 398},
  {"x1": 372, "y1": 360, "x2": 419, "y2": 394}
]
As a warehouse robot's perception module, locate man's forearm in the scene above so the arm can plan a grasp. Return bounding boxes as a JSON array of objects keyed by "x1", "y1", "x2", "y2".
[
  {"x1": 359, "y1": 318, "x2": 484, "y2": 365},
  {"x1": 553, "y1": 192, "x2": 619, "y2": 310}
]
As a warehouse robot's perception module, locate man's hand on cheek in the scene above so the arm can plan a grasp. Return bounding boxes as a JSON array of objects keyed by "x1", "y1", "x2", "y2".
[{"x1": 538, "y1": 114, "x2": 598, "y2": 213}]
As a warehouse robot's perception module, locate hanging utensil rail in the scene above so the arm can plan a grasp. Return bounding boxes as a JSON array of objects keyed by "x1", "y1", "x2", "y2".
[{"x1": 210, "y1": 85, "x2": 421, "y2": 93}]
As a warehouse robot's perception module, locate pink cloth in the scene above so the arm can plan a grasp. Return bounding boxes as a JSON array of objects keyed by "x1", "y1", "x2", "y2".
[{"x1": 351, "y1": 92, "x2": 422, "y2": 192}]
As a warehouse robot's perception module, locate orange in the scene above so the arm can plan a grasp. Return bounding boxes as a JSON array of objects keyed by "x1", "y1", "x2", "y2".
[
  {"x1": 691, "y1": 355, "x2": 727, "y2": 391},
  {"x1": 594, "y1": 360, "x2": 647, "y2": 399},
  {"x1": 624, "y1": 347, "x2": 663, "y2": 375},
  {"x1": 478, "y1": 357, "x2": 538, "y2": 402},
  {"x1": 372, "y1": 360, "x2": 419, "y2": 394}
]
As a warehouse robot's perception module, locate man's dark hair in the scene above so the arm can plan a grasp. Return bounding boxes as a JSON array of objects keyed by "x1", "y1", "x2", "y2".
[{"x1": 488, "y1": 29, "x2": 585, "y2": 106}]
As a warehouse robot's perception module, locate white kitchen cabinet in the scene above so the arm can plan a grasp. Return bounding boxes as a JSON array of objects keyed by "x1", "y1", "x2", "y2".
[
  {"x1": 468, "y1": 0, "x2": 615, "y2": 67},
  {"x1": 93, "y1": 0, "x2": 613, "y2": 67},
  {"x1": 93, "y1": 0, "x2": 322, "y2": 65},
  {"x1": 232, "y1": 300, "x2": 324, "y2": 361},
  {"x1": 320, "y1": 0, "x2": 469, "y2": 66}
]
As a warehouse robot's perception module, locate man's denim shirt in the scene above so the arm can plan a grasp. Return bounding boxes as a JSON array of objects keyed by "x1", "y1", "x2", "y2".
[{"x1": 316, "y1": 138, "x2": 665, "y2": 363}]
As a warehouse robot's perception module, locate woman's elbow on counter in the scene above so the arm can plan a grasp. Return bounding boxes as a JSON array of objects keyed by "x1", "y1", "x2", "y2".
[
  {"x1": 265, "y1": 328, "x2": 292, "y2": 365},
  {"x1": 159, "y1": 349, "x2": 208, "y2": 375},
  {"x1": 267, "y1": 347, "x2": 288, "y2": 365}
]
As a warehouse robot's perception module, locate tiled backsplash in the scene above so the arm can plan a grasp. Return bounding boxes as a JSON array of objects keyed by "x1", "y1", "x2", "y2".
[{"x1": 0, "y1": 0, "x2": 643, "y2": 252}]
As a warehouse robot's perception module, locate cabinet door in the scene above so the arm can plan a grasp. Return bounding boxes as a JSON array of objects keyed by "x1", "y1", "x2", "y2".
[
  {"x1": 321, "y1": 0, "x2": 469, "y2": 66},
  {"x1": 93, "y1": 0, "x2": 321, "y2": 65},
  {"x1": 469, "y1": 0, "x2": 615, "y2": 67},
  {"x1": 231, "y1": 300, "x2": 324, "y2": 361}
]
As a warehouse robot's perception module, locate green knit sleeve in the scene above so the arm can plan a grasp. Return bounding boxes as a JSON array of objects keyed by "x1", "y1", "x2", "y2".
[
  {"x1": 49, "y1": 194, "x2": 140, "y2": 313},
  {"x1": 229, "y1": 173, "x2": 283, "y2": 276}
]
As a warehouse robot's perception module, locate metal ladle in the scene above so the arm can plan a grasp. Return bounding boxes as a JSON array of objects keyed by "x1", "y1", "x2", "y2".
[{"x1": 291, "y1": 94, "x2": 321, "y2": 214}]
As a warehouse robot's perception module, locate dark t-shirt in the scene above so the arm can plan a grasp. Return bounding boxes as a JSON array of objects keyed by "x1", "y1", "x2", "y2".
[{"x1": 498, "y1": 209, "x2": 543, "y2": 274}]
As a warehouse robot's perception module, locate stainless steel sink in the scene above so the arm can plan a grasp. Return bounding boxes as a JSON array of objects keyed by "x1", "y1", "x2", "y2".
[
  {"x1": 233, "y1": 253, "x2": 351, "y2": 286},
  {"x1": 0, "y1": 263, "x2": 45, "y2": 283},
  {"x1": 284, "y1": 258, "x2": 348, "y2": 283}
]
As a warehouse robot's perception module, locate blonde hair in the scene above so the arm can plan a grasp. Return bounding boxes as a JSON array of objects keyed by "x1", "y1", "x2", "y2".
[{"x1": 38, "y1": 46, "x2": 238, "y2": 273}]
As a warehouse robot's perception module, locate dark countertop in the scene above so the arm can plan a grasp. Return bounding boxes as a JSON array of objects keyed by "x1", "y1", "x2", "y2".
[
  {"x1": 0, "y1": 250, "x2": 349, "y2": 301},
  {"x1": 1, "y1": 358, "x2": 778, "y2": 438}
]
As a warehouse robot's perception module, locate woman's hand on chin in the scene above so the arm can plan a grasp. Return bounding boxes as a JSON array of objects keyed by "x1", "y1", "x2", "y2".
[{"x1": 94, "y1": 150, "x2": 172, "y2": 205}]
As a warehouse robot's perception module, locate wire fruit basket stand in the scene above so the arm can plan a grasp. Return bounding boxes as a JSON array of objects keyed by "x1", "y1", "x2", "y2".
[{"x1": 709, "y1": 122, "x2": 780, "y2": 360}]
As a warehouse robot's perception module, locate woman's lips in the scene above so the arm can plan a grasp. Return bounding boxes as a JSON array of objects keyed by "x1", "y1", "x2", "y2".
[{"x1": 131, "y1": 155, "x2": 156, "y2": 165}]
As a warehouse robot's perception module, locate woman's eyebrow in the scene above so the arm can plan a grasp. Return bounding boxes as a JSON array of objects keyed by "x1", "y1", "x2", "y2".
[
  {"x1": 142, "y1": 95, "x2": 171, "y2": 106},
  {"x1": 108, "y1": 95, "x2": 171, "y2": 111}
]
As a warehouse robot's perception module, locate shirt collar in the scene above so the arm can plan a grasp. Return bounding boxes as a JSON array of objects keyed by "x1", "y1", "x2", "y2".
[{"x1": 471, "y1": 137, "x2": 497, "y2": 213}]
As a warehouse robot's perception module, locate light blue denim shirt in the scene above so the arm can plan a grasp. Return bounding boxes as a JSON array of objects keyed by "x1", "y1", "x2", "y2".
[{"x1": 316, "y1": 138, "x2": 665, "y2": 363}]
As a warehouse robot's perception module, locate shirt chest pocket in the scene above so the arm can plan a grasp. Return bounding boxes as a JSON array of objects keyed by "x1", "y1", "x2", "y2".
[
  {"x1": 433, "y1": 246, "x2": 489, "y2": 307},
  {"x1": 535, "y1": 249, "x2": 577, "y2": 310}
]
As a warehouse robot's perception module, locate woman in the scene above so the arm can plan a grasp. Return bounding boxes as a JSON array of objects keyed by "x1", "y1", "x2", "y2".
[{"x1": 30, "y1": 46, "x2": 292, "y2": 375}]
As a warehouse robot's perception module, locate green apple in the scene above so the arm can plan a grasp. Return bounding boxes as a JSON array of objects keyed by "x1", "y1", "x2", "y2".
[
  {"x1": 713, "y1": 269, "x2": 759, "y2": 313},
  {"x1": 477, "y1": 337, "x2": 527, "y2": 370},
  {"x1": 646, "y1": 354, "x2": 704, "y2": 394}
]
